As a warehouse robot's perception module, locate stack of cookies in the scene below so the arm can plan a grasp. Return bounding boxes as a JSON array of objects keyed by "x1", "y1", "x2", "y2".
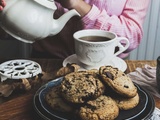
[
  {"x1": 45, "y1": 65, "x2": 139, "y2": 120},
  {"x1": 99, "y1": 66, "x2": 139, "y2": 111}
]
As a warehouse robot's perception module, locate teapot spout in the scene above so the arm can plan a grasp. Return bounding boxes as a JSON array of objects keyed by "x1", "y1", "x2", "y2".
[{"x1": 50, "y1": 9, "x2": 80, "y2": 35}]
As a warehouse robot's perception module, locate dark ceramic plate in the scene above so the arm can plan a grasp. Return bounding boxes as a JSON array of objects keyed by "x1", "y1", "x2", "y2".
[{"x1": 33, "y1": 77, "x2": 155, "y2": 120}]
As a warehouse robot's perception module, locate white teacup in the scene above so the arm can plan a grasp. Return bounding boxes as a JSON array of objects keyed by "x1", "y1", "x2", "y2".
[{"x1": 73, "y1": 29, "x2": 130, "y2": 69}]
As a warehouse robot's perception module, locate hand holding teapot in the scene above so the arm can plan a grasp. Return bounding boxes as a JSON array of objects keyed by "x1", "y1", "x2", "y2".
[
  {"x1": 0, "y1": 0, "x2": 81, "y2": 43},
  {"x1": 55, "y1": 0, "x2": 91, "y2": 17}
]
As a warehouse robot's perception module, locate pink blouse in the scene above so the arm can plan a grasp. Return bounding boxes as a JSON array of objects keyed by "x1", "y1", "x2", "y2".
[{"x1": 32, "y1": 0, "x2": 150, "y2": 59}]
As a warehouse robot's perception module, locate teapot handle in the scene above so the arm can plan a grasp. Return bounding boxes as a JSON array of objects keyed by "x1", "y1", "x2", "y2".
[{"x1": 34, "y1": 0, "x2": 57, "y2": 10}]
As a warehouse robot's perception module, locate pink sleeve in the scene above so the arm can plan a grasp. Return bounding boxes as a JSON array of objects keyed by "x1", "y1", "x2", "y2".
[{"x1": 81, "y1": 0, "x2": 150, "y2": 58}]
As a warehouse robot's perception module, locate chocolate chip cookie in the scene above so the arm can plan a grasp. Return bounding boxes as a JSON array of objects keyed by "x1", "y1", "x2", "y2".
[
  {"x1": 56, "y1": 63, "x2": 80, "y2": 77},
  {"x1": 60, "y1": 70, "x2": 105, "y2": 104},
  {"x1": 45, "y1": 85, "x2": 74, "y2": 112},
  {"x1": 99, "y1": 66, "x2": 137, "y2": 97},
  {"x1": 114, "y1": 93, "x2": 139, "y2": 110},
  {"x1": 79, "y1": 95, "x2": 119, "y2": 120}
]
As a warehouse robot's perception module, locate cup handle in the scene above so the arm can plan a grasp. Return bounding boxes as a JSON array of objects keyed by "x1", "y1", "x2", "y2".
[{"x1": 114, "y1": 37, "x2": 130, "y2": 56}]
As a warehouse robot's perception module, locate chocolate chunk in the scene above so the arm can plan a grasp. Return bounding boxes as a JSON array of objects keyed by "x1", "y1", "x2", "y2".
[
  {"x1": 105, "y1": 72, "x2": 114, "y2": 80},
  {"x1": 124, "y1": 85, "x2": 129, "y2": 88}
]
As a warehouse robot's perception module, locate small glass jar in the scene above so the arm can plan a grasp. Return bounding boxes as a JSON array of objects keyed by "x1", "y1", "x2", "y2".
[{"x1": 156, "y1": 56, "x2": 160, "y2": 93}]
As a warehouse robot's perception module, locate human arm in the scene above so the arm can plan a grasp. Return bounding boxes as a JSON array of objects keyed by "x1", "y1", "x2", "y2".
[
  {"x1": 0, "y1": 0, "x2": 6, "y2": 11},
  {"x1": 80, "y1": 0, "x2": 150, "y2": 58},
  {"x1": 55, "y1": 0, "x2": 150, "y2": 58},
  {"x1": 55, "y1": 0, "x2": 92, "y2": 17}
]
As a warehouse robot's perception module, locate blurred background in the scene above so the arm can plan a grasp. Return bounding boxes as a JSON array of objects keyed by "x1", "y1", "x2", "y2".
[
  {"x1": 128, "y1": 0, "x2": 160, "y2": 60},
  {"x1": 0, "y1": 0, "x2": 159, "y2": 60}
]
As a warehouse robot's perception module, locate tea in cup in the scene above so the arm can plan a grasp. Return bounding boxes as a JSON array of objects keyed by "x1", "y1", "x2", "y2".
[{"x1": 73, "y1": 29, "x2": 130, "y2": 69}]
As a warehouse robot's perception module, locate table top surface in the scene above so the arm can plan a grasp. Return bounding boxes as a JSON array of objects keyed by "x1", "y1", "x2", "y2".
[{"x1": 0, "y1": 58, "x2": 158, "y2": 120}]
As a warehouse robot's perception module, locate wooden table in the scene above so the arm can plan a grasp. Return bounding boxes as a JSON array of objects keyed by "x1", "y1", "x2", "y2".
[{"x1": 0, "y1": 59, "x2": 158, "y2": 120}]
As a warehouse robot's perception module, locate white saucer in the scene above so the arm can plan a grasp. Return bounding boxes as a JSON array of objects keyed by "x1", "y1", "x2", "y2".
[{"x1": 63, "y1": 54, "x2": 127, "y2": 72}]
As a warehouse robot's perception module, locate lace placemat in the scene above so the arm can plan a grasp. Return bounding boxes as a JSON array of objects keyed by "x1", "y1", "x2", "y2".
[{"x1": 149, "y1": 107, "x2": 160, "y2": 120}]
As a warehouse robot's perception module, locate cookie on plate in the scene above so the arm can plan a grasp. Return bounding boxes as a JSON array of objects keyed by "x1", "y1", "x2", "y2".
[
  {"x1": 56, "y1": 63, "x2": 80, "y2": 77},
  {"x1": 114, "y1": 93, "x2": 139, "y2": 110},
  {"x1": 60, "y1": 70, "x2": 105, "y2": 104},
  {"x1": 45, "y1": 85, "x2": 74, "y2": 112},
  {"x1": 99, "y1": 66, "x2": 137, "y2": 97},
  {"x1": 79, "y1": 95, "x2": 119, "y2": 120}
]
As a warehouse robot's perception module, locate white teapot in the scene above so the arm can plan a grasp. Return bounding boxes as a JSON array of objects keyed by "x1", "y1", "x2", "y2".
[{"x1": 0, "y1": 0, "x2": 80, "y2": 43}]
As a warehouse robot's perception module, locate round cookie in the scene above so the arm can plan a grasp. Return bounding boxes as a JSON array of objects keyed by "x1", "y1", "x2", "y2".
[
  {"x1": 45, "y1": 85, "x2": 74, "y2": 112},
  {"x1": 60, "y1": 70, "x2": 105, "y2": 104},
  {"x1": 79, "y1": 95, "x2": 119, "y2": 120},
  {"x1": 56, "y1": 63, "x2": 80, "y2": 77},
  {"x1": 114, "y1": 93, "x2": 139, "y2": 110},
  {"x1": 99, "y1": 66, "x2": 137, "y2": 97}
]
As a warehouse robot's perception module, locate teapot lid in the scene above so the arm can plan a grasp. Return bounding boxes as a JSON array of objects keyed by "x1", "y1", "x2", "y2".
[{"x1": 34, "y1": 0, "x2": 57, "y2": 10}]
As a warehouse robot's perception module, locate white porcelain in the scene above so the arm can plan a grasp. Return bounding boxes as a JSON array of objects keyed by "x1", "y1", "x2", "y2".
[
  {"x1": 63, "y1": 54, "x2": 127, "y2": 72},
  {"x1": 0, "y1": 59, "x2": 42, "y2": 82},
  {"x1": 0, "y1": 0, "x2": 80, "y2": 43},
  {"x1": 73, "y1": 29, "x2": 129, "y2": 69}
]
